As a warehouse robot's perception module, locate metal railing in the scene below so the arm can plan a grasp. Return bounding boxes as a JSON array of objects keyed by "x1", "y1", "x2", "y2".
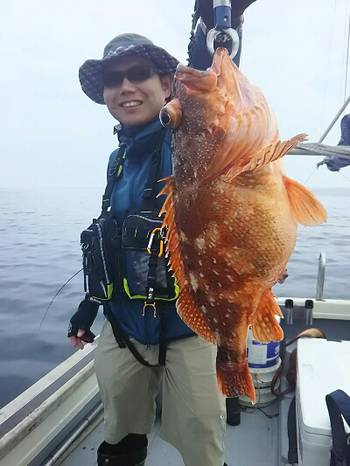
[{"x1": 316, "y1": 252, "x2": 326, "y2": 300}]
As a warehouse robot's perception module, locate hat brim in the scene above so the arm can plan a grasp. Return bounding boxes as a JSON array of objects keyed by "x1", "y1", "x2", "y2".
[{"x1": 79, "y1": 43, "x2": 179, "y2": 105}]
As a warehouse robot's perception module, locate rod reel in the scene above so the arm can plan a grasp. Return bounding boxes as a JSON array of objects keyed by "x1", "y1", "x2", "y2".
[{"x1": 206, "y1": 0, "x2": 240, "y2": 59}]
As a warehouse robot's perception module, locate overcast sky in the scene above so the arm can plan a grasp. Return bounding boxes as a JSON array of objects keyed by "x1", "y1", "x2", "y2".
[{"x1": 1, "y1": 0, "x2": 350, "y2": 189}]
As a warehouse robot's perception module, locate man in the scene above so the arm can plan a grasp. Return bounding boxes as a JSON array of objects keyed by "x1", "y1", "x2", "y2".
[{"x1": 69, "y1": 2, "x2": 256, "y2": 465}]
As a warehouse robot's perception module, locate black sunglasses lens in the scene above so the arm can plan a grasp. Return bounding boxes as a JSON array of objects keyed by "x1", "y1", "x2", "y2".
[
  {"x1": 103, "y1": 66, "x2": 155, "y2": 87},
  {"x1": 103, "y1": 71, "x2": 124, "y2": 87},
  {"x1": 127, "y1": 66, "x2": 153, "y2": 82}
]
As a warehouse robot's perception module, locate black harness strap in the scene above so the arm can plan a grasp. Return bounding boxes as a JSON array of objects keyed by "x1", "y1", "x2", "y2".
[
  {"x1": 287, "y1": 397, "x2": 298, "y2": 464},
  {"x1": 105, "y1": 305, "x2": 161, "y2": 368},
  {"x1": 140, "y1": 138, "x2": 163, "y2": 213},
  {"x1": 101, "y1": 143, "x2": 127, "y2": 214},
  {"x1": 326, "y1": 390, "x2": 350, "y2": 466}
]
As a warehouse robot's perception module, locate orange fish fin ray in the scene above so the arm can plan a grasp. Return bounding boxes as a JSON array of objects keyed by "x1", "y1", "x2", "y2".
[
  {"x1": 251, "y1": 290, "x2": 284, "y2": 343},
  {"x1": 157, "y1": 176, "x2": 174, "y2": 197},
  {"x1": 160, "y1": 177, "x2": 216, "y2": 344},
  {"x1": 221, "y1": 133, "x2": 307, "y2": 182},
  {"x1": 177, "y1": 288, "x2": 217, "y2": 344},
  {"x1": 216, "y1": 348, "x2": 255, "y2": 402},
  {"x1": 283, "y1": 175, "x2": 327, "y2": 226}
]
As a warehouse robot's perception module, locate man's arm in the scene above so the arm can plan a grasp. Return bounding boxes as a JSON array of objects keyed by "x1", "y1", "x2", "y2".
[{"x1": 188, "y1": 0, "x2": 256, "y2": 70}]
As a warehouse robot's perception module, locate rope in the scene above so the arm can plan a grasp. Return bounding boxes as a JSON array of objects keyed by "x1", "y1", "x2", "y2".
[
  {"x1": 344, "y1": 1, "x2": 350, "y2": 103},
  {"x1": 318, "y1": 94, "x2": 350, "y2": 144}
]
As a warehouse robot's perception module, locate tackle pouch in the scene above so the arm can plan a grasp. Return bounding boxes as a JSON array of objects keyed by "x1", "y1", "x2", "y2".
[
  {"x1": 121, "y1": 212, "x2": 179, "y2": 302},
  {"x1": 81, "y1": 213, "x2": 120, "y2": 303}
]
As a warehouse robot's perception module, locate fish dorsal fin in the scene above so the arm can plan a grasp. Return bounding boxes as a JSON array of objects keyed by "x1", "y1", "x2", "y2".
[
  {"x1": 283, "y1": 176, "x2": 327, "y2": 226},
  {"x1": 221, "y1": 133, "x2": 307, "y2": 182}
]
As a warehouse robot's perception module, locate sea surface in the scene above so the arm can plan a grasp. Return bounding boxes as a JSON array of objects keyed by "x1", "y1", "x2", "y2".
[{"x1": 0, "y1": 187, "x2": 349, "y2": 408}]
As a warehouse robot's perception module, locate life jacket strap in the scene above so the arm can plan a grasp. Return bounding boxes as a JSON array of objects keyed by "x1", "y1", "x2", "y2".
[{"x1": 104, "y1": 304, "x2": 167, "y2": 367}]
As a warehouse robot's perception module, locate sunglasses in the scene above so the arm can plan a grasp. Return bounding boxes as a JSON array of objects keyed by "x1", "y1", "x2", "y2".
[{"x1": 102, "y1": 65, "x2": 157, "y2": 87}]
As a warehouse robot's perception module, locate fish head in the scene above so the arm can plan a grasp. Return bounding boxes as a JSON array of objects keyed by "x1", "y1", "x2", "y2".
[{"x1": 160, "y1": 48, "x2": 278, "y2": 185}]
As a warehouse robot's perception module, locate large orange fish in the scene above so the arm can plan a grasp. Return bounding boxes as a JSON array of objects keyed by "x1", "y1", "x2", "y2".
[{"x1": 159, "y1": 48, "x2": 327, "y2": 402}]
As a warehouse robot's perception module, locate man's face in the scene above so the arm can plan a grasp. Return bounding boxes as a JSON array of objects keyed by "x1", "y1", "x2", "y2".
[{"x1": 103, "y1": 55, "x2": 172, "y2": 127}]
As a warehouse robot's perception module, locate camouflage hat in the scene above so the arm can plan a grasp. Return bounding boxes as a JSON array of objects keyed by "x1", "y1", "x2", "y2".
[{"x1": 79, "y1": 33, "x2": 179, "y2": 105}]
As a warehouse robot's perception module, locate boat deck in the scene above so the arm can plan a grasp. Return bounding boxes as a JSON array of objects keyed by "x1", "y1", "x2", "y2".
[{"x1": 62, "y1": 401, "x2": 282, "y2": 466}]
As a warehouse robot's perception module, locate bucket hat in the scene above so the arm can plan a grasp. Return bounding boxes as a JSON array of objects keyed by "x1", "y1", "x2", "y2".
[{"x1": 79, "y1": 33, "x2": 179, "y2": 104}]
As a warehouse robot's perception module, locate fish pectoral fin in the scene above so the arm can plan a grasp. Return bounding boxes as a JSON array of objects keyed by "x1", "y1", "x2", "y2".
[
  {"x1": 177, "y1": 288, "x2": 217, "y2": 344},
  {"x1": 222, "y1": 133, "x2": 307, "y2": 182},
  {"x1": 283, "y1": 175, "x2": 327, "y2": 226},
  {"x1": 251, "y1": 290, "x2": 284, "y2": 343}
]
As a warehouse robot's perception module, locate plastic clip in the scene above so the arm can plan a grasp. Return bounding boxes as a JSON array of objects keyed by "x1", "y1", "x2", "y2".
[
  {"x1": 147, "y1": 227, "x2": 164, "y2": 257},
  {"x1": 142, "y1": 288, "x2": 157, "y2": 318}
]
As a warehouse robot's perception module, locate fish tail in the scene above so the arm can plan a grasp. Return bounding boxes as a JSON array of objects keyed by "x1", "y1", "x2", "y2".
[
  {"x1": 283, "y1": 175, "x2": 327, "y2": 225},
  {"x1": 216, "y1": 347, "x2": 256, "y2": 403}
]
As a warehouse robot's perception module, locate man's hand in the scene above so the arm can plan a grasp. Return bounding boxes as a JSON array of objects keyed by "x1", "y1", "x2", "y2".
[{"x1": 68, "y1": 297, "x2": 99, "y2": 349}]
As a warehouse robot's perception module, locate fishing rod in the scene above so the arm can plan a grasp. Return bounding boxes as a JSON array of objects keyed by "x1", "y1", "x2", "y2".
[
  {"x1": 206, "y1": 0, "x2": 240, "y2": 58},
  {"x1": 38, "y1": 268, "x2": 83, "y2": 330}
]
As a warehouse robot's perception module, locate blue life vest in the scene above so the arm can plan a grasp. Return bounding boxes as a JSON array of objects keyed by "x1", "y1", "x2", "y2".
[{"x1": 106, "y1": 118, "x2": 194, "y2": 345}]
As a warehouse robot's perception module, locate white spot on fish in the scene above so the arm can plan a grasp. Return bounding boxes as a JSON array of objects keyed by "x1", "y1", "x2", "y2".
[
  {"x1": 189, "y1": 272, "x2": 199, "y2": 292},
  {"x1": 180, "y1": 230, "x2": 188, "y2": 242},
  {"x1": 200, "y1": 305, "x2": 207, "y2": 314},
  {"x1": 213, "y1": 270, "x2": 219, "y2": 276},
  {"x1": 194, "y1": 237, "x2": 205, "y2": 250},
  {"x1": 198, "y1": 260, "x2": 203, "y2": 266},
  {"x1": 199, "y1": 272, "x2": 204, "y2": 278},
  {"x1": 212, "y1": 258, "x2": 217, "y2": 264}
]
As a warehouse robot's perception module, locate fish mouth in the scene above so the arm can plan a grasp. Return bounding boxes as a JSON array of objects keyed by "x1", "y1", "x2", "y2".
[
  {"x1": 210, "y1": 47, "x2": 229, "y2": 76},
  {"x1": 175, "y1": 63, "x2": 217, "y2": 93}
]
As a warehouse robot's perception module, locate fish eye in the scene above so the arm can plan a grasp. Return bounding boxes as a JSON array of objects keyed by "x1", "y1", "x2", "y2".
[{"x1": 159, "y1": 108, "x2": 171, "y2": 128}]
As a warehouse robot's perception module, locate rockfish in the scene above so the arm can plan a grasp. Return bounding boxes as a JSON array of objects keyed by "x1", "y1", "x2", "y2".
[{"x1": 159, "y1": 48, "x2": 327, "y2": 402}]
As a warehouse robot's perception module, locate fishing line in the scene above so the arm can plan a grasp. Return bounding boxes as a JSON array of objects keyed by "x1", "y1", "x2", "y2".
[
  {"x1": 302, "y1": 166, "x2": 318, "y2": 186},
  {"x1": 39, "y1": 268, "x2": 83, "y2": 330},
  {"x1": 339, "y1": 169, "x2": 350, "y2": 185}
]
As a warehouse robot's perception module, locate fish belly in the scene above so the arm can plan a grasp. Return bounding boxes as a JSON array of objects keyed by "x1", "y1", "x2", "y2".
[{"x1": 172, "y1": 177, "x2": 293, "y2": 401}]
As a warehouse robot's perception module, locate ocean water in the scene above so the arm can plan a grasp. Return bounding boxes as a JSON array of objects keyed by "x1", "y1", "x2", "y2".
[{"x1": 0, "y1": 187, "x2": 349, "y2": 408}]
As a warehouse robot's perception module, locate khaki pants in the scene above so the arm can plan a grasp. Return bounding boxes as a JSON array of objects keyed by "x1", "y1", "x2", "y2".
[{"x1": 95, "y1": 321, "x2": 226, "y2": 466}]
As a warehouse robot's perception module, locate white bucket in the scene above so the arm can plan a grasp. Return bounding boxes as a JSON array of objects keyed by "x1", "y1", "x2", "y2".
[
  {"x1": 241, "y1": 316, "x2": 282, "y2": 407},
  {"x1": 240, "y1": 358, "x2": 281, "y2": 407},
  {"x1": 246, "y1": 317, "x2": 281, "y2": 369}
]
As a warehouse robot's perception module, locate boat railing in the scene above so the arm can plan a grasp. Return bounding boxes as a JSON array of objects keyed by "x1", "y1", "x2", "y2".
[{"x1": 316, "y1": 252, "x2": 326, "y2": 301}]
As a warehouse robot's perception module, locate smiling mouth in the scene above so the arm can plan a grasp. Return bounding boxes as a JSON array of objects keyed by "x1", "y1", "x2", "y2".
[{"x1": 120, "y1": 100, "x2": 143, "y2": 108}]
